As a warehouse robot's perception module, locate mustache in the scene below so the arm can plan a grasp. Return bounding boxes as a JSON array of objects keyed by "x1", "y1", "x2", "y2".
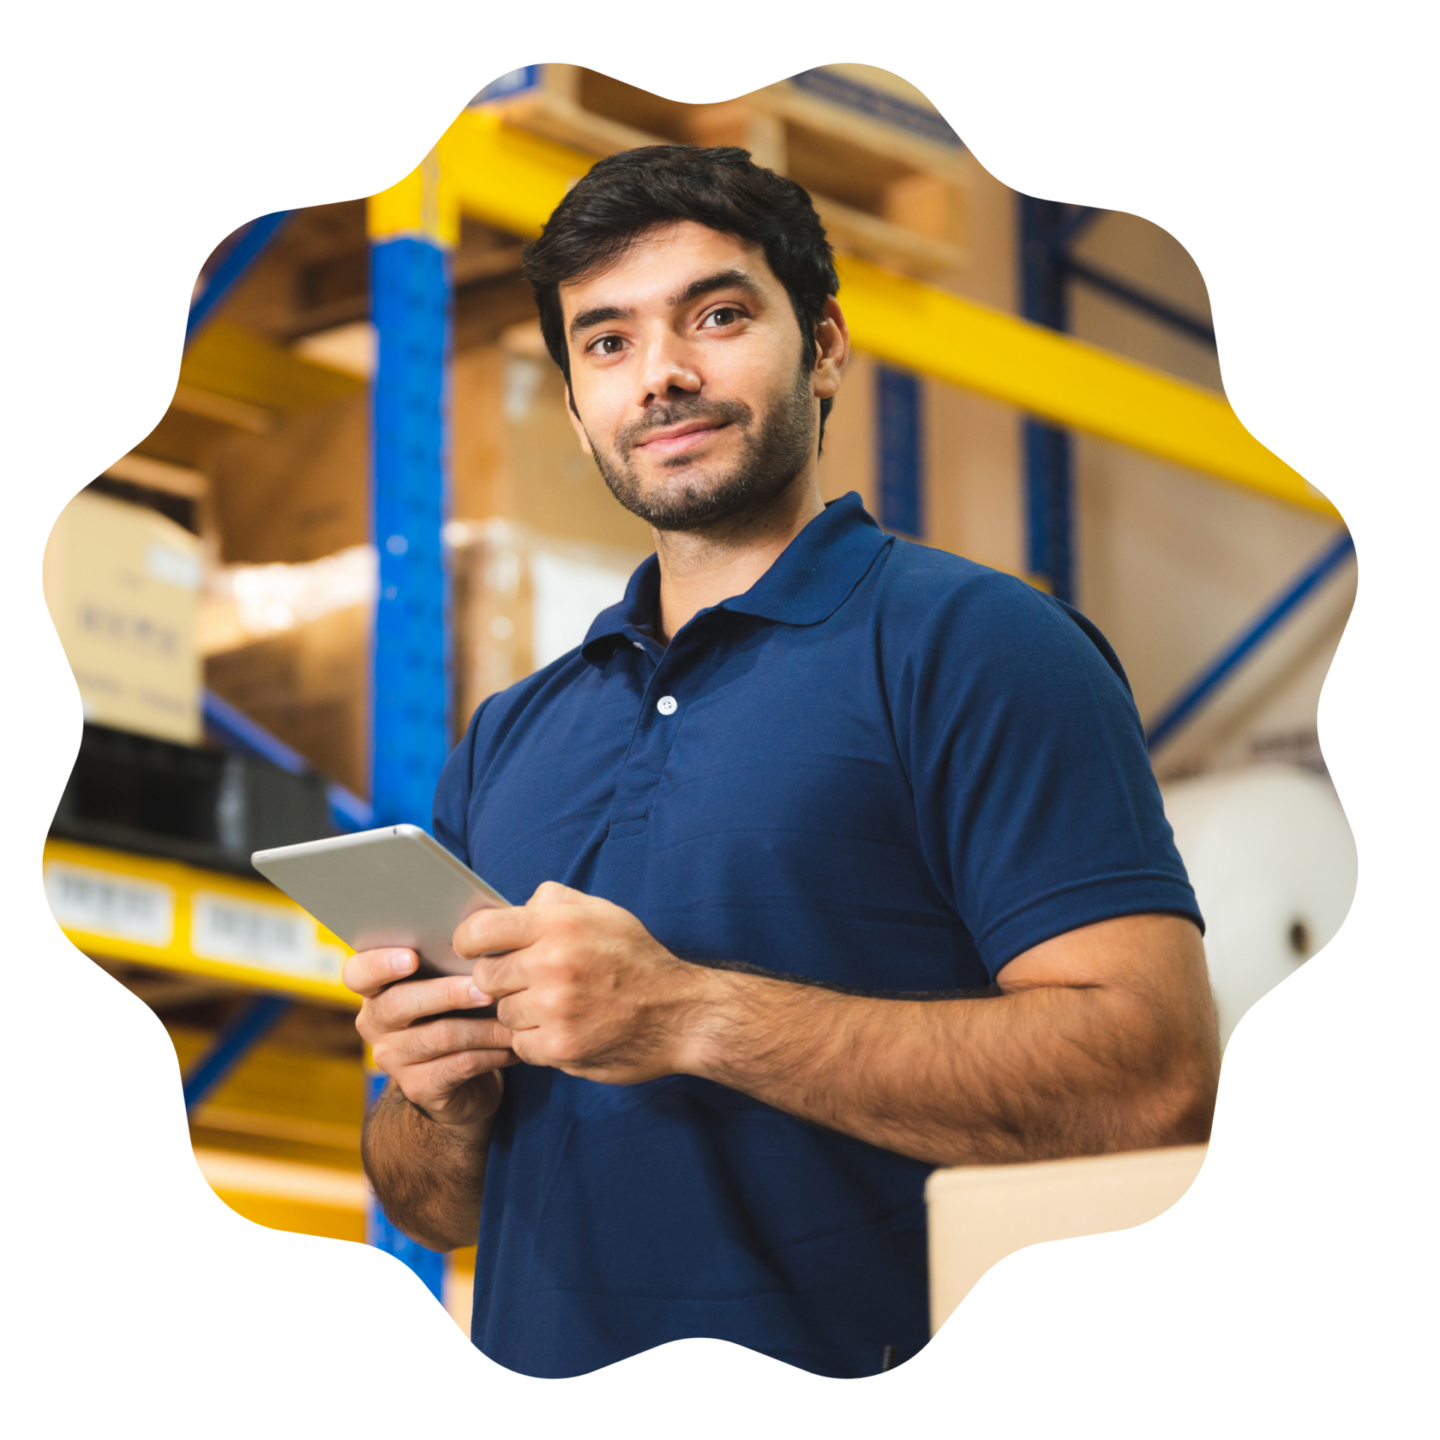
[{"x1": 616, "y1": 396, "x2": 754, "y2": 452}]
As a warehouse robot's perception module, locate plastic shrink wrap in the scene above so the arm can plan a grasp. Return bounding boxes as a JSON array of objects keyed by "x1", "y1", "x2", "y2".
[{"x1": 1161, "y1": 763, "x2": 1357, "y2": 1045}]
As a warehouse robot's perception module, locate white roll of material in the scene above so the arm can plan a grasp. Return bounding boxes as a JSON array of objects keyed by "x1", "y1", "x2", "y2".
[{"x1": 1160, "y1": 763, "x2": 1357, "y2": 1046}]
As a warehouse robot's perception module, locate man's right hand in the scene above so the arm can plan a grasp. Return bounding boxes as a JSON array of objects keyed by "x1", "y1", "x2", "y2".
[{"x1": 346, "y1": 948, "x2": 518, "y2": 1132}]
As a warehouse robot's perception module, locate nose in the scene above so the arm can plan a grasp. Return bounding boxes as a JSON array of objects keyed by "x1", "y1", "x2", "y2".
[{"x1": 634, "y1": 331, "x2": 701, "y2": 409}]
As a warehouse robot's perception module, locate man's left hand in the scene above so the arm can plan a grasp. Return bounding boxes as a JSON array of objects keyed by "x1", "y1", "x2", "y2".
[{"x1": 454, "y1": 882, "x2": 707, "y2": 1084}]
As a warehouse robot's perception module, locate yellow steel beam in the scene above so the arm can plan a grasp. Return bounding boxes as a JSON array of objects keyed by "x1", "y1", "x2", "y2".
[
  {"x1": 367, "y1": 144, "x2": 460, "y2": 247},
  {"x1": 180, "y1": 319, "x2": 365, "y2": 417},
  {"x1": 196, "y1": 1147, "x2": 367, "y2": 1242},
  {"x1": 44, "y1": 838, "x2": 357, "y2": 1008},
  {"x1": 375, "y1": 110, "x2": 1335, "y2": 519},
  {"x1": 167, "y1": 1022, "x2": 364, "y2": 1163},
  {"x1": 835, "y1": 255, "x2": 1338, "y2": 519},
  {"x1": 440, "y1": 110, "x2": 580, "y2": 241}
]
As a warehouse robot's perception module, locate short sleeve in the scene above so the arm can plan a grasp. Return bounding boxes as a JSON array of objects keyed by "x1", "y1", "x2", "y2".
[
  {"x1": 890, "y1": 571, "x2": 1202, "y2": 979},
  {"x1": 432, "y1": 698, "x2": 490, "y2": 865}
]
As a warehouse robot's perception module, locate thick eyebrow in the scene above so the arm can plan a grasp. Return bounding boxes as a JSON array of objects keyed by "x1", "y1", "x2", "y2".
[
  {"x1": 568, "y1": 269, "x2": 765, "y2": 343},
  {"x1": 569, "y1": 304, "x2": 634, "y2": 341},
  {"x1": 666, "y1": 268, "x2": 765, "y2": 310}
]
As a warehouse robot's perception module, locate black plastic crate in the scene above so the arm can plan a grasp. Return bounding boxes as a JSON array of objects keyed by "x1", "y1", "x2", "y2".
[{"x1": 50, "y1": 723, "x2": 334, "y2": 874}]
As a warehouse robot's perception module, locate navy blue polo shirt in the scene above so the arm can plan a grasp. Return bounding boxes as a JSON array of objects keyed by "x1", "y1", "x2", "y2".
[{"x1": 433, "y1": 491, "x2": 1200, "y2": 1380}]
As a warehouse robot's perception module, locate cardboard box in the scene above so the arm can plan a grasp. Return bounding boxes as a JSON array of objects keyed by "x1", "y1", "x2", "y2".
[
  {"x1": 199, "y1": 324, "x2": 648, "y2": 777},
  {"x1": 453, "y1": 327, "x2": 655, "y2": 550},
  {"x1": 44, "y1": 490, "x2": 203, "y2": 744},
  {"x1": 925, "y1": 1144, "x2": 1207, "y2": 1333},
  {"x1": 207, "y1": 392, "x2": 369, "y2": 565},
  {"x1": 205, "y1": 605, "x2": 370, "y2": 800},
  {"x1": 451, "y1": 519, "x2": 646, "y2": 737},
  {"x1": 200, "y1": 521, "x2": 643, "y2": 795}
]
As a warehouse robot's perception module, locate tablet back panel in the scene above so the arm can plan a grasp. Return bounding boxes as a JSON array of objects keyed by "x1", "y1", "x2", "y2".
[{"x1": 252, "y1": 824, "x2": 510, "y2": 975}]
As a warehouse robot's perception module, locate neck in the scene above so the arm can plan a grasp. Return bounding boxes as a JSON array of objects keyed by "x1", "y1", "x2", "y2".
[{"x1": 650, "y1": 471, "x2": 825, "y2": 643}]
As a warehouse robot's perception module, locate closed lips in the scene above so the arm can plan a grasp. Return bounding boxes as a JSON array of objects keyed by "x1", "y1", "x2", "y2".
[{"x1": 637, "y1": 421, "x2": 727, "y2": 451}]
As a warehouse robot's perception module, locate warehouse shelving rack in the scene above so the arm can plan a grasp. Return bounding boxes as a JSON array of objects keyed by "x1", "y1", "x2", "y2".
[{"x1": 54, "y1": 63, "x2": 1353, "y2": 1315}]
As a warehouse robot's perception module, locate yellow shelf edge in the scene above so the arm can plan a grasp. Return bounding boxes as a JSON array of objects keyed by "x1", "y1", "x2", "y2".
[
  {"x1": 365, "y1": 112, "x2": 1340, "y2": 521},
  {"x1": 44, "y1": 837, "x2": 358, "y2": 1008}
]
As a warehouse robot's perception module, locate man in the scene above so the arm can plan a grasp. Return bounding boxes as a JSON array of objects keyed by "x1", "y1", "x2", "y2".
[{"x1": 347, "y1": 145, "x2": 1219, "y2": 1379}]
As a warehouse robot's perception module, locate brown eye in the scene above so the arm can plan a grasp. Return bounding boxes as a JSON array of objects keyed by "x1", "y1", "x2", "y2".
[{"x1": 705, "y1": 308, "x2": 739, "y2": 328}]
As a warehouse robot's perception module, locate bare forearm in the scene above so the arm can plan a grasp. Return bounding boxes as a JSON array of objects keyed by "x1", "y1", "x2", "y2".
[
  {"x1": 679, "y1": 962, "x2": 1217, "y2": 1167},
  {"x1": 360, "y1": 1082, "x2": 493, "y2": 1251}
]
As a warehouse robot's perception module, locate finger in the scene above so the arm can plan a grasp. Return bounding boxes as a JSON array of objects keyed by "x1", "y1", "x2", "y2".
[
  {"x1": 381, "y1": 1015, "x2": 517, "y2": 1068},
  {"x1": 469, "y1": 949, "x2": 531, "y2": 1000},
  {"x1": 453, "y1": 905, "x2": 549, "y2": 960},
  {"x1": 493, "y1": 992, "x2": 541, "y2": 1033},
  {"x1": 365, "y1": 971, "x2": 494, "y2": 1035},
  {"x1": 420, "y1": 1017, "x2": 516, "y2": 1058},
  {"x1": 395, "y1": 1049, "x2": 519, "y2": 1110},
  {"x1": 343, "y1": 947, "x2": 418, "y2": 999}
]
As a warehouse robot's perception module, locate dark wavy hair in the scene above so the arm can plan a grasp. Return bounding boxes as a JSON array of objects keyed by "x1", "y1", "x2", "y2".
[{"x1": 522, "y1": 145, "x2": 840, "y2": 436}]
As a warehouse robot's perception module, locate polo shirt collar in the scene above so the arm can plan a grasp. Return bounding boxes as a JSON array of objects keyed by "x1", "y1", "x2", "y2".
[{"x1": 582, "y1": 492, "x2": 887, "y2": 661}]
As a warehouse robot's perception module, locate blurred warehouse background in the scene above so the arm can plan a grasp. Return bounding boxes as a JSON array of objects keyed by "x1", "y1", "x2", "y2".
[{"x1": 41, "y1": 63, "x2": 1357, "y2": 1331}]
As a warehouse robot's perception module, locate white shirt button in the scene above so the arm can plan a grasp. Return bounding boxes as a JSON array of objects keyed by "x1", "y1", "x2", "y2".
[
  {"x1": 633, "y1": 640, "x2": 644, "y2": 650},
  {"x1": 656, "y1": 695, "x2": 678, "y2": 716}
]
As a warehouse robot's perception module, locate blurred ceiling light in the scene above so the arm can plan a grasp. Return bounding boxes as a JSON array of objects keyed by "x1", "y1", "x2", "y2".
[
  {"x1": 199, "y1": 544, "x2": 377, "y2": 655},
  {"x1": 293, "y1": 321, "x2": 377, "y2": 379}
]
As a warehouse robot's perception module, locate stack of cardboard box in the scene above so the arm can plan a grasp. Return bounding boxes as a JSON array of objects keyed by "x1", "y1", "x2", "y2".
[
  {"x1": 205, "y1": 604, "x2": 371, "y2": 799},
  {"x1": 196, "y1": 323, "x2": 650, "y2": 796},
  {"x1": 45, "y1": 483, "x2": 206, "y2": 746},
  {"x1": 45, "y1": 468, "x2": 336, "y2": 866}
]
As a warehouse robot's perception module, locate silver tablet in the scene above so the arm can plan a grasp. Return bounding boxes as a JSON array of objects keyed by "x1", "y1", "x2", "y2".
[{"x1": 252, "y1": 824, "x2": 511, "y2": 978}]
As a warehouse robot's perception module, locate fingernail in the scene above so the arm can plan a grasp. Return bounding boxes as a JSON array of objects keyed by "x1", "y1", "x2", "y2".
[
  {"x1": 469, "y1": 984, "x2": 491, "y2": 1005},
  {"x1": 391, "y1": 952, "x2": 412, "y2": 974}
]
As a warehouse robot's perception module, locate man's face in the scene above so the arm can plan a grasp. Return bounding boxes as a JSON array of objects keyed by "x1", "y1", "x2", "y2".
[{"x1": 559, "y1": 221, "x2": 842, "y2": 531}]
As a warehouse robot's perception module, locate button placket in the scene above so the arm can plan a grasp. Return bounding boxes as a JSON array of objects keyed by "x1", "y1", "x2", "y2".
[{"x1": 604, "y1": 623, "x2": 725, "y2": 835}]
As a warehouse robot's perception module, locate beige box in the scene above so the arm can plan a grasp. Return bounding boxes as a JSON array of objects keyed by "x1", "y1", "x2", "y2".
[
  {"x1": 450, "y1": 519, "x2": 646, "y2": 737},
  {"x1": 205, "y1": 605, "x2": 370, "y2": 800},
  {"x1": 44, "y1": 490, "x2": 203, "y2": 744},
  {"x1": 925, "y1": 1144, "x2": 1207, "y2": 1333}
]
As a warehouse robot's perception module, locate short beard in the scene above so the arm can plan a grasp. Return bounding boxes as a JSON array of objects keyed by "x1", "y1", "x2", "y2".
[{"x1": 585, "y1": 365, "x2": 817, "y2": 533}]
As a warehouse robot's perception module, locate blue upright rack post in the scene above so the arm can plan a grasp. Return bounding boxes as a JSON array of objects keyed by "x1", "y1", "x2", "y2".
[
  {"x1": 1019, "y1": 196, "x2": 1229, "y2": 602},
  {"x1": 876, "y1": 365, "x2": 924, "y2": 537},
  {"x1": 370, "y1": 241, "x2": 452, "y2": 832},
  {"x1": 363, "y1": 149, "x2": 456, "y2": 1305},
  {"x1": 1020, "y1": 196, "x2": 1085, "y2": 604}
]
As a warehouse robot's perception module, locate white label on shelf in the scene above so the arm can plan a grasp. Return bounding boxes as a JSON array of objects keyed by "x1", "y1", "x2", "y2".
[
  {"x1": 44, "y1": 863, "x2": 175, "y2": 947},
  {"x1": 191, "y1": 892, "x2": 336, "y2": 980},
  {"x1": 145, "y1": 542, "x2": 202, "y2": 591},
  {"x1": 312, "y1": 942, "x2": 348, "y2": 985}
]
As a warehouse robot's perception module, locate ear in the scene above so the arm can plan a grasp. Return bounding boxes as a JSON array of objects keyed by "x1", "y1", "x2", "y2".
[
  {"x1": 812, "y1": 296, "x2": 850, "y2": 401},
  {"x1": 564, "y1": 385, "x2": 595, "y2": 456}
]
